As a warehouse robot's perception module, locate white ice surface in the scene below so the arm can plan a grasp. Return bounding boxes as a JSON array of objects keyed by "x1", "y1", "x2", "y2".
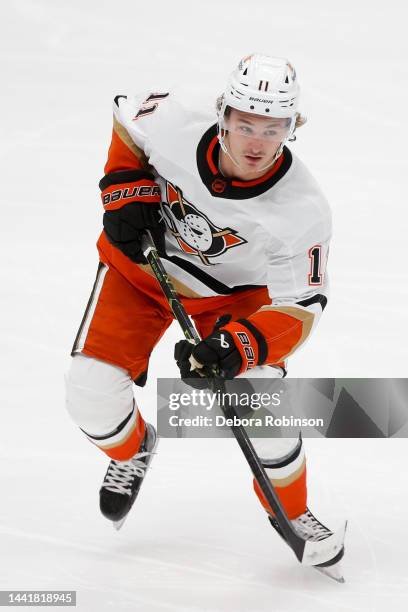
[{"x1": 1, "y1": 1, "x2": 408, "y2": 610}]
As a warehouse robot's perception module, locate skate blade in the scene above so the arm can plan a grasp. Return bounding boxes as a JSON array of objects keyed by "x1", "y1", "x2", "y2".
[
  {"x1": 113, "y1": 517, "x2": 127, "y2": 531},
  {"x1": 314, "y1": 560, "x2": 345, "y2": 583}
]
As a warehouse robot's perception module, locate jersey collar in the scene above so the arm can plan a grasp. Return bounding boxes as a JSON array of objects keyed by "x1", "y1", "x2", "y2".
[{"x1": 196, "y1": 124, "x2": 292, "y2": 200}]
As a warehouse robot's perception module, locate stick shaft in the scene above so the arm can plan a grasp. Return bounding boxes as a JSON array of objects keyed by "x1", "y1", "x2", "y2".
[
  {"x1": 143, "y1": 239, "x2": 200, "y2": 344},
  {"x1": 142, "y1": 232, "x2": 305, "y2": 561}
]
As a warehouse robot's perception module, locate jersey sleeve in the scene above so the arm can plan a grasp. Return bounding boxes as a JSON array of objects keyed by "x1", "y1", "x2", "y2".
[
  {"x1": 245, "y1": 214, "x2": 331, "y2": 364},
  {"x1": 104, "y1": 94, "x2": 152, "y2": 175}
]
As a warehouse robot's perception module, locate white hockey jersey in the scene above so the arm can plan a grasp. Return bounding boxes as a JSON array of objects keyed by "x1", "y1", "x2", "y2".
[
  {"x1": 109, "y1": 91, "x2": 331, "y2": 311},
  {"x1": 96, "y1": 90, "x2": 332, "y2": 364}
]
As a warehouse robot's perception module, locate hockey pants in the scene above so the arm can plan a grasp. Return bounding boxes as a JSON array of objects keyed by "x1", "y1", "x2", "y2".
[{"x1": 65, "y1": 263, "x2": 307, "y2": 519}]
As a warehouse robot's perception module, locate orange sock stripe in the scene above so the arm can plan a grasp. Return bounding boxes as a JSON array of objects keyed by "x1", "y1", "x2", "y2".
[
  {"x1": 253, "y1": 463, "x2": 307, "y2": 520},
  {"x1": 99, "y1": 412, "x2": 146, "y2": 461}
]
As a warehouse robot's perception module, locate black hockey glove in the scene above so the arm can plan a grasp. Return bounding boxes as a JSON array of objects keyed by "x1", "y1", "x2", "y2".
[
  {"x1": 175, "y1": 330, "x2": 241, "y2": 381},
  {"x1": 175, "y1": 315, "x2": 267, "y2": 381},
  {"x1": 174, "y1": 340, "x2": 213, "y2": 390},
  {"x1": 100, "y1": 169, "x2": 165, "y2": 263}
]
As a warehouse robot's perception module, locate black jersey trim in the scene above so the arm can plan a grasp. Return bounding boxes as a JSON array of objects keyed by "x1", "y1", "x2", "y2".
[
  {"x1": 160, "y1": 254, "x2": 263, "y2": 295},
  {"x1": 297, "y1": 294, "x2": 328, "y2": 311},
  {"x1": 196, "y1": 124, "x2": 293, "y2": 200},
  {"x1": 114, "y1": 95, "x2": 127, "y2": 107}
]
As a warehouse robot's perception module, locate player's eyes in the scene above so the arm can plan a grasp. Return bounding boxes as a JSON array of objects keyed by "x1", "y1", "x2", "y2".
[{"x1": 237, "y1": 125, "x2": 252, "y2": 134}]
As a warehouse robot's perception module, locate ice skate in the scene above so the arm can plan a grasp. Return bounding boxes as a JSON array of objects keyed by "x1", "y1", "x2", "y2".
[
  {"x1": 99, "y1": 423, "x2": 158, "y2": 530},
  {"x1": 269, "y1": 508, "x2": 346, "y2": 582}
]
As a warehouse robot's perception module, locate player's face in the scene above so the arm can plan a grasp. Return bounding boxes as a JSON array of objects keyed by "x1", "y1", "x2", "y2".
[{"x1": 223, "y1": 109, "x2": 291, "y2": 177}]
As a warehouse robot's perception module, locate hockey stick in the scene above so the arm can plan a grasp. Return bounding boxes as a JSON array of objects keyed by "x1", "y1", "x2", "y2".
[{"x1": 142, "y1": 232, "x2": 346, "y2": 566}]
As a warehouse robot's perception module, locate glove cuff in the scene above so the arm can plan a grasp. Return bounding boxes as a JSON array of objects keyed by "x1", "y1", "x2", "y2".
[
  {"x1": 222, "y1": 319, "x2": 266, "y2": 375},
  {"x1": 99, "y1": 170, "x2": 161, "y2": 211},
  {"x1": 237, "y1": 318, "x2": 268, "y2": 365}
]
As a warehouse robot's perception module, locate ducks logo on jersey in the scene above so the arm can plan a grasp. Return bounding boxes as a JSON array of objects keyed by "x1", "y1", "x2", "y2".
[{"x1": 162, "y1": 182, "x2": 247, "y2": 265}]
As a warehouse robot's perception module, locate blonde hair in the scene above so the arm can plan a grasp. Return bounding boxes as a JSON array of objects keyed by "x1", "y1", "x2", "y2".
[{"x1": 295, "y1": 113, "x2": 307, "y2": 128}]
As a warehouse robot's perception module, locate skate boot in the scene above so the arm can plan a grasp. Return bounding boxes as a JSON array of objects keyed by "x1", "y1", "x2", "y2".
[
  {"x1": 269, "y1": 508, "x2": 345, "y2": 582},
  {"x1": 99, "y1": 422, "x2": 158, "y2": 530}
]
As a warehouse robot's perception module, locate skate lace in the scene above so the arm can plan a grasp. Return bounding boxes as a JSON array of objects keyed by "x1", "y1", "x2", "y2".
[
  {"x1": 292, "y1": 510, "x2": 332, "y2": 542},
  {"x1": 102, "y1": 452, "x2": 154, "y2": 496}
]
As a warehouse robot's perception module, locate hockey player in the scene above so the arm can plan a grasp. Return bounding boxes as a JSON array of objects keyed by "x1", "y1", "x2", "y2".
[{"x1": 66, "y1": 54, "x2": 342, "y2": 577}]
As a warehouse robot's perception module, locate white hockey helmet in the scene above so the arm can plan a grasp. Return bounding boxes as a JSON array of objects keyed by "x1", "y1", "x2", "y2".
[
  {"x1": 217, "y1": 54, "x2": 300, "y2": 167},
  {"x1": 219, "y1": 53, "x2": 300, "y2": 119}
]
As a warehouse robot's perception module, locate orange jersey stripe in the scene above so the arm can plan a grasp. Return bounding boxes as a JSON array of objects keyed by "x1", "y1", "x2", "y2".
[
  {"x1": 248, "y1": 309, "x2": 303, "y2": 364},
  {"x1": 104, "y1": 127, "x2": 144, "y2": 174}
]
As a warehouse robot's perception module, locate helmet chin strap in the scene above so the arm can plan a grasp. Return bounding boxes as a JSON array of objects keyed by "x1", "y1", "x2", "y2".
[{"x1": 217, "y1": 128, "x2": 241, "y2": 170}]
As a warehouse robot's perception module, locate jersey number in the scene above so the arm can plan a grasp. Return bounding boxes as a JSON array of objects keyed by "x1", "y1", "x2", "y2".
[
  {"x1": 133, "y1": 92, "x2": 169, "y2": 120},
  {"x1": 308, "y1": 245, "x2": 323, "y2": 285}
]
